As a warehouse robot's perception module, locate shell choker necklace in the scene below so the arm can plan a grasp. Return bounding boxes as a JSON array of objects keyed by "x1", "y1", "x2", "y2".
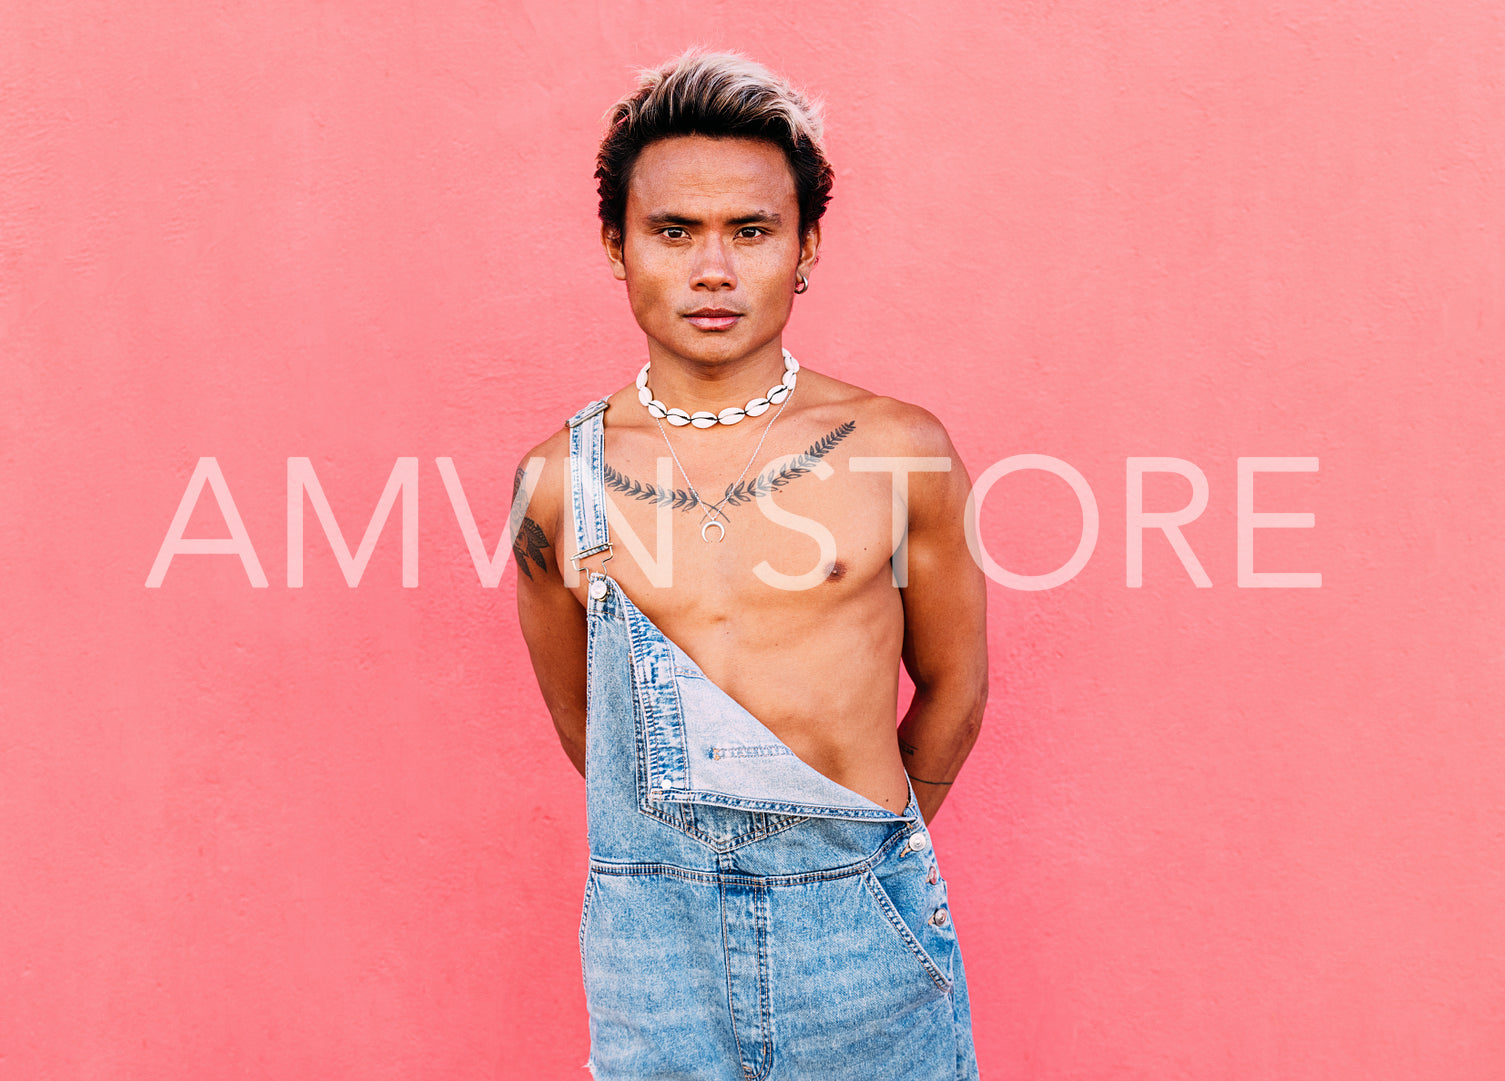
[{"x1": 636, "y1": 349, "x2": 799, "y2": 427}]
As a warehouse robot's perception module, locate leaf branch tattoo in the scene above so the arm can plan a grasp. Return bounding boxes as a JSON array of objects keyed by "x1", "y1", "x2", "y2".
[
  {"x1": 721, "y1": 421, "x2": 856, "y2": 507},
  {"x1": 599, "y1": 464, "x2": 700, "y2": 510},
  {"x1": 512, "y1": 465, "x2": 549, "y2": 579},
  {"x1": 513, "y1": 519, "x2": 549, "y2": 579},
  {"x1": 602, "y1": 421, "x2": 858, "y2": 518}
]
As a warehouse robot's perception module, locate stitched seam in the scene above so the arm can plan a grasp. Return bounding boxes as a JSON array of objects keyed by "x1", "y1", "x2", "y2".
[
  {"x1": 634, "y1": 803, "x2": 813, "y2": 853},
  {"x1": 669, "y1": 790, "x2": 898, "y2": 820},
  {"x1": 752, "y1": 882, "x2": 773, "y2": 1081},
  {"x1": 577, "y1": 873, "x2": 595, "y2": 989},
  {"x1": 583, "y1": 619, "x2": 596, "y2": 752},
  {"x1": 720, "y1": 877, "x2": 748, "y2": 1074},
  {"x1": 621, "y1": 604, "x2": 682, "y2": 811},
  {"x1": 710, "y1": 745, "x2": 794, "y2": 760},
  {"x1": 626, "y1": 607, "x2": 685, "y2": 798},
  {"x1": 588, "y1": 827, "x2": 910, "y2": 886}
]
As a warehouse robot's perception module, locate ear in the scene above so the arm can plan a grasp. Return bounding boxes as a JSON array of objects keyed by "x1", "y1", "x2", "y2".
[
  {"x1": 797, "y1": 221, "x2": 821, "y2": 280},
  {"x1": 602, "y1": 222, "x2": 628, "y2": 281}
]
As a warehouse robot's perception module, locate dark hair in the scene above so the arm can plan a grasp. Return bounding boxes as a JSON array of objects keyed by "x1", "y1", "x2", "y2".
[{"x1": 596, "y1": 49, "x2": 834, "y2": 239}]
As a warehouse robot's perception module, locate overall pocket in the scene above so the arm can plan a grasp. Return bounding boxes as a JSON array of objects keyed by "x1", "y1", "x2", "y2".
[
  {"x1": 763, "y1": 867, "x2": 953, "y2": 1028},
  {"x1": 860, "y1": 865, "x2": 955, "y2": 995}
]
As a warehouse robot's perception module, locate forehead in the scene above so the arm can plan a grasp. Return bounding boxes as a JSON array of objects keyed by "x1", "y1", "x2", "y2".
[{"x1": 626, "y1": 135, "x2": 797, "y2": 217}]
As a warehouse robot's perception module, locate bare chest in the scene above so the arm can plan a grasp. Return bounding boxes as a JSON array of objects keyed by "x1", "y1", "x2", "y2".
[{"x1": 561, "y1": 418, "x2": 902, "y2": 626}]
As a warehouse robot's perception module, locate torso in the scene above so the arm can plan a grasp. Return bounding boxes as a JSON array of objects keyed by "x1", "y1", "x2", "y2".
[{"x1": 551, "y1": 370, "x2": 926, "y2": 813}]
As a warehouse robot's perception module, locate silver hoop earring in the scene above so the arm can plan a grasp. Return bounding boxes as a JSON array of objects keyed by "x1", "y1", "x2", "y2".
[{"x1": 794, "y1": 274, "x2": 809, "y2": 294}]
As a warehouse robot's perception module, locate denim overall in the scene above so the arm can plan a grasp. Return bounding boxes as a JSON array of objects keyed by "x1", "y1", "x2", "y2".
[{"x1": 567, "y1": 399, "x2": 978, "y2": 1080}]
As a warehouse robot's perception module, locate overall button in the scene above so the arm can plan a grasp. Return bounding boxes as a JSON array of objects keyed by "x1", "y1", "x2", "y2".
[
  {"x1": 589, "y1": 578, "x2": 608, "y2": 600},
  {"x1": 903, "y1": 830, "x2": 930, "y2": 856},
  {"x1": 929, "y1": 907, "x2": 950, "y2": 928},
  {"x1": 927, "y1": 863, "x2": 940, "y2": 885}
]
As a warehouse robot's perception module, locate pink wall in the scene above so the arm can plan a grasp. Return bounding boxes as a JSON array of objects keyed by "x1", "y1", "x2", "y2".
[{"x1": 4, "y1": 1, "x2": 1502, "y2": 1077}]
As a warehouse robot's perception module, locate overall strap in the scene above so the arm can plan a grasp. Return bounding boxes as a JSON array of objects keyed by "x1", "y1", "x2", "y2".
[{"x1": 565, "y1": 398, "x2": 612, "y2": 570}]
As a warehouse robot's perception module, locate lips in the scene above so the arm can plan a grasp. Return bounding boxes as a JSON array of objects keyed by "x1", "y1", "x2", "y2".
[{"x1": 684, "y1": 308, "x2": 742, "y2": 331}]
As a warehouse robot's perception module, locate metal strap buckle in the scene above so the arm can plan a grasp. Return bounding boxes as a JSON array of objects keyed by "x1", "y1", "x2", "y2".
[{"x1": 569, "y1": 543, "x2": 614, "y2": 569}]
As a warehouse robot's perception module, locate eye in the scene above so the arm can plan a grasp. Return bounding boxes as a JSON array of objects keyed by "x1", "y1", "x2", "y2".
[
  {"x1": 737, "y1": 226, "x2": 766, "y2": 239},
  {"x1": 659, "y1": 226, "x2": 689, "y2": 240}
]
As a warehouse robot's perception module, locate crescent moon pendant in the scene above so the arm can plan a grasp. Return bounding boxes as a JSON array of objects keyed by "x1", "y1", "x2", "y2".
[{"x1": 700, "y1": 519, "x2": 726, "y2": 543}]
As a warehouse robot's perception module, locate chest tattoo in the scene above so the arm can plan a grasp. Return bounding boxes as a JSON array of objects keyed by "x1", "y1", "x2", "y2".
[{"x1": 603, "y1": 421, "x2": 858, "y2": 519}]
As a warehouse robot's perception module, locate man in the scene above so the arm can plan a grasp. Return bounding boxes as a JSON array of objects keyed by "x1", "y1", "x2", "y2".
[{"x1": 514, "y1": 50, "x2": 988, "y2": 1079}]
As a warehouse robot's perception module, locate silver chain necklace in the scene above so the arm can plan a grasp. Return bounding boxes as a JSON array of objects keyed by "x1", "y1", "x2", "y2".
[{"x1": 655, "y1": 386, "x2": 792, "y2": 542}]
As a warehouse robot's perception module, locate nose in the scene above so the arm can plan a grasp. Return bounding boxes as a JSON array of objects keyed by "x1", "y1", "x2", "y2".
[{"x1": 690, "y1": 235, "x2": 736, "y2": 290}]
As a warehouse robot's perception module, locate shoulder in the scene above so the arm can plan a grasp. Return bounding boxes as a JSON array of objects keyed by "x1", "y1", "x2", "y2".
[
  {"x1": 804, "y1": 371, "x2": 961, "y2": 461},
  {"x1": 856, "y1": 396, "x2": 959, "y2": 460},
  {"x1": 802, "y1": 375, "x2": 972, "y2": 531},
  {"x1": 513, "y1": 388, "x2": 639, "y2": 541},
  {"x1": 513, "y1": 423, "x2": 572, "y2": 541}
]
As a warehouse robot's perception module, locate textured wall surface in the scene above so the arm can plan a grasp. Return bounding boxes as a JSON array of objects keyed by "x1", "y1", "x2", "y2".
[{"x1": 3, "y1": 1, "x2": 1503, "y2": 1077}]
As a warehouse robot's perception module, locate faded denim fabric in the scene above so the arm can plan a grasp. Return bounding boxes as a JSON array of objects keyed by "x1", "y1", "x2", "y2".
[{"x1": 567, "y1": 399, "x2": 979, "y2": 1080}]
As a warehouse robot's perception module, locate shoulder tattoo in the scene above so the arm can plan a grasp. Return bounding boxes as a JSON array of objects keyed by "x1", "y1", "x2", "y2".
[{"x1": 511, "y1": 464, "x2": 550, "y2": 579}]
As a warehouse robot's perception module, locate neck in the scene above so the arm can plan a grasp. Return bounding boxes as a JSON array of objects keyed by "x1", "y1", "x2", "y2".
[{"x1": 643, "y1": 340, "x2": 789, "y2": 414}]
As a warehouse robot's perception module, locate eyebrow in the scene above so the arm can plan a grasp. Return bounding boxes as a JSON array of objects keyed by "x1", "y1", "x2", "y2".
[{"x1": 643, "y1": 211, "x2": 784, "y2": 228}]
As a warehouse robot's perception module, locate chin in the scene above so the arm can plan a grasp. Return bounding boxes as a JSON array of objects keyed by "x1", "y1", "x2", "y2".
[{"x1": 669, "y1": 336, "x2": 748, "y2": 361}]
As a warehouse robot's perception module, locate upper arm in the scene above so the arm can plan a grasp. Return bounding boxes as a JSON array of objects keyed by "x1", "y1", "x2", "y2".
[
  {"x1": 512, "y1": 433, "x2": 590, "y2": 768},
  {"x1": 893, "y1": 410, "x2": 989, "y2": 703}
]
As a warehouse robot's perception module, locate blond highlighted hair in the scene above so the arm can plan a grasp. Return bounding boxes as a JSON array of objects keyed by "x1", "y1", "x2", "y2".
[{"x1": 595, "y1": 49, "x2": 834, "y2": 239}]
